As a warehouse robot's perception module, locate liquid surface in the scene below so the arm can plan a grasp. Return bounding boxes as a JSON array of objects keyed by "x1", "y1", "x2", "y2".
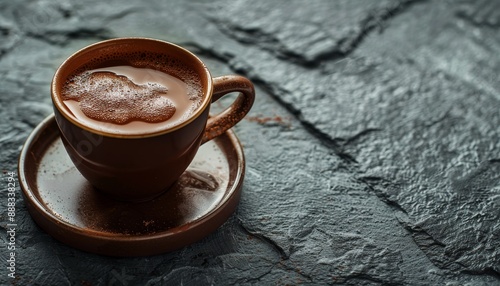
[{"x1": 62, "y1": 66, "x2": 201, "y2": 134}]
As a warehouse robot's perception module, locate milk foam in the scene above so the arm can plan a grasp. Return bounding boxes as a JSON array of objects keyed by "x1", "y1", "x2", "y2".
[{"x1": 61, "y1": 66, "x2": 201, "y2": 134}]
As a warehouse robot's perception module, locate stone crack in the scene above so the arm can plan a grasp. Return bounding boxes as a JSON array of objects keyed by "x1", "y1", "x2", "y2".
[{"x1": 237, "y1": 218, "x2": 289, "y2": 260}]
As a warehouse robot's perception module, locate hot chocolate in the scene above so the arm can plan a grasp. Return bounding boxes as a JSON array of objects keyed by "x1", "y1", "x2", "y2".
[
  {"x1": 51, "y1": 38, "x2": 255, "y2": 201},
  {"x1": 60, "y1": 53, "x2": 203, "y2": 135}
]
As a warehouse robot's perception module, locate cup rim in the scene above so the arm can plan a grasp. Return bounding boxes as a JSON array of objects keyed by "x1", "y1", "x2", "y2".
[{"x1": 51, "y1": 37, "x2": 213, "y2": 139}]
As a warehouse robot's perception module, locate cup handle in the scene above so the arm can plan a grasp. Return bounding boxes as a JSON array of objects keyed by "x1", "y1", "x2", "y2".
[{"x1": 201, "y1": 75, "x2": 255, "y2": 144}]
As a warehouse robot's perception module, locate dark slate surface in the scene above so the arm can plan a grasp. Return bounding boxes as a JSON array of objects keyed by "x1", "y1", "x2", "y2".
[{"x1": 1, "y1": 0, "x2": 500, "y2": 285}]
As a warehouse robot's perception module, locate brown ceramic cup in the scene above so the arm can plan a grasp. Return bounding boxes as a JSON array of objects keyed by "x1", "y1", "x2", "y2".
[{"x1": 51, "y1": 37, "x2": 254, "y2": 202}]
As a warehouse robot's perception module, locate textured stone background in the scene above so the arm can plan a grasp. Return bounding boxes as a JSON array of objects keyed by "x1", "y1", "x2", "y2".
[{"x1": 1, "y1": 0, "x2": 500, "y2": 285}]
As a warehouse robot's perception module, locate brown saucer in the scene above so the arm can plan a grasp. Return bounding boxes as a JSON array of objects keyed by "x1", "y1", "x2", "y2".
[{"x1": 18, "y1": 114, "x2": 245, "y2": 257}]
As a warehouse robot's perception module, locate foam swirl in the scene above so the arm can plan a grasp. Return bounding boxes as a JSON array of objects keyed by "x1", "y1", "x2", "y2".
[{"x1": 62, "y1": 71, "x2": 176, "y2": 124}]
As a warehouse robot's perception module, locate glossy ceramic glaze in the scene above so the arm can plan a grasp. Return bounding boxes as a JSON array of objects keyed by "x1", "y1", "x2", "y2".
[
  {"x1": 18, "y1": 115, "x2": 245, "y2": 256},
  {"x1": 51, "y1": 38, "x2": 254, "y2": 201}
]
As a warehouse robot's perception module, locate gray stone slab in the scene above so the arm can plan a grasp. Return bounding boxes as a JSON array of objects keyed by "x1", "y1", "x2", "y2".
[{"x1": 0, "y1": 0, "x2": 499, "y2": 285}]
